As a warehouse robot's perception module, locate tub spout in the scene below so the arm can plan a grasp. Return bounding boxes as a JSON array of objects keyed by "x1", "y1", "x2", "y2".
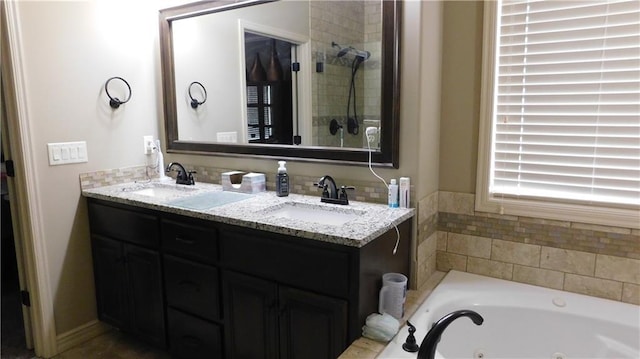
[{"x1": 417, "y1": 309, "x2": 483, "y2": 359}]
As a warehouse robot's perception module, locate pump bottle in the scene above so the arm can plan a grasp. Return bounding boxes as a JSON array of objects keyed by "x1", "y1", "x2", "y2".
[{"x1": 276, "y1": 161, "x2": 289, "y2": 197}]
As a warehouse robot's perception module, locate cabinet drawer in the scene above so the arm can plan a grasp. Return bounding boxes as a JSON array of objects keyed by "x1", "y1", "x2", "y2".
[
  {"x1": 88, "y1": 202, "x2": 159, "y2": 248},
  {"x1": 221, "y1": 229, "x2": 350, "y2": 298},
  {"x1": 161, "y1": 219, "x2": 218, "y2": 264},
  {"x1": 168, "y1": 308, "x2": 222, "y2": 359},
  {"x1": 164, "y1": 255, "x2": 220, "y2": 321}
]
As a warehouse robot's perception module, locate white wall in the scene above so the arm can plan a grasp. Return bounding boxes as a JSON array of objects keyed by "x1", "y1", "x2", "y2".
[
  {"x1": 174, "y1": 1, "x2": 309, "y2": 142},
  {"x1": 13, "y1": 0, "x2": 189, "y2": 336}
]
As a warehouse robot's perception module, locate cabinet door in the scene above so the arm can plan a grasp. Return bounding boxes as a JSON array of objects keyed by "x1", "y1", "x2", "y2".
[
  {"x1": 279, "y1": 287, "x2": 348, "y2": 359},
  {"x1": 167, "y1": 308, "x2": 223, "y2": 359},
  {"x1": 164, "y1": 255, "x2": 220, "y2": 321},
  {"x1": 91, "y1": 236, "x2": 128, "y2": 329},
  {"x1": 222, "y1": 271, "x2": 278, "y2": 359},
  {"x1": 126, "y1": 244, "x2": 166, "y2": 348}
]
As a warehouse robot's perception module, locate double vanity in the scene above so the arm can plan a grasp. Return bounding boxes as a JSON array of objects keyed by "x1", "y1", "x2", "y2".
[{"x1": 82, "y1": 179, "x2": 413, "y2": 358}]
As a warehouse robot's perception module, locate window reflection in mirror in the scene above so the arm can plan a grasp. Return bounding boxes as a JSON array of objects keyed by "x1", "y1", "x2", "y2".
[{"x1": 245, "y1": 33, "x2": 295, "y2": 145}]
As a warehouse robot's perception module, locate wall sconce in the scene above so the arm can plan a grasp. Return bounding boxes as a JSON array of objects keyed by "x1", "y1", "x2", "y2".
[
  {"x1": 188, "y1": 81, "x2": 207, "y2": 109},
  {"x1": 104, "y1": 77, "x2": 132, "y2": 109}
]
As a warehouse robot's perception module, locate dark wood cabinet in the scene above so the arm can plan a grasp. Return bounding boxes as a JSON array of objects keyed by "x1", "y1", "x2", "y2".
[
  {"x1": 91, "y1": 236, "x2": 165, "y2": 348},
  {"x1": 125, "y1": 245, "x2": 165, "y2": 346},
  {"x1": 91, "y1": 236, "x2": 128, "y2": 329},
  {"x1": 222, "y1": 271, "x2": 278, "y2": 359},
  {"x1": 167, "y1": 308, "x2": 223, "y2": 359},
  {"x1": 87, "y1": 198, "x2": 411, "y2": 358},
  {"x1": 278, "y1": 286, "x2": 347, "y2": 359},
  {"x1": 222, "y1": 271, "x2": 347, "y2": 359}
]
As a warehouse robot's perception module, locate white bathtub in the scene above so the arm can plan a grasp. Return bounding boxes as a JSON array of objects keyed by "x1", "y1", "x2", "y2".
[{"x1": 378, "y1": 270, "x2": 640, "y2": 359}]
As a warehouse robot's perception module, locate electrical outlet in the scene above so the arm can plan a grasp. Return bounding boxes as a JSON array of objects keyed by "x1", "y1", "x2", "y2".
[{"x1": 143, "y1": 135, "x2": 154, "y2": 154}]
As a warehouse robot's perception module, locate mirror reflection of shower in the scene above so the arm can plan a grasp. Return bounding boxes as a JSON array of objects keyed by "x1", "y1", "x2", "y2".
[{"x1": 331, "y1": 41, "x2": 370, "y2": 137}]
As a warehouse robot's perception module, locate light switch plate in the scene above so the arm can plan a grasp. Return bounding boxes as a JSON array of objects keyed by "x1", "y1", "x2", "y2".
[
  {"x1": 47, "y1": 141, "x2": 88, "y2": 166},
  {"x1": 216, "y1": 131, "x2": 238, "y2": 143}
]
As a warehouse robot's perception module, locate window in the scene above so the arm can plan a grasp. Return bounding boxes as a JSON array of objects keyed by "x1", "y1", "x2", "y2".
[{"x1": 476, "y1": 0, "x2": 640, "y2": 228}]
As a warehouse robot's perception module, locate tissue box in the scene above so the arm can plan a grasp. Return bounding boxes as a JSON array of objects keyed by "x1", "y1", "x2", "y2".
[{"x1": 221, "y1": 171, "x2": 266, "y2": 194}]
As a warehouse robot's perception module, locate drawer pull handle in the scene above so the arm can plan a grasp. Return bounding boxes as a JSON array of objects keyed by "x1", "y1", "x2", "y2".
[
  {"x1": 175, "y1": 236, "x2": 195, "y2": 245},
  {"x1": 178, "y1": 280, "x2": 201, "y2": 292},
  {"x1": 181, "y1": 335, "x2": 202, "y2": 347}
]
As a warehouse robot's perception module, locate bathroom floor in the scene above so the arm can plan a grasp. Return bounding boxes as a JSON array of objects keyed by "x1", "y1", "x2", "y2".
[{"x1": 1, "y1": 330, "x2": 171, "y2": 359}]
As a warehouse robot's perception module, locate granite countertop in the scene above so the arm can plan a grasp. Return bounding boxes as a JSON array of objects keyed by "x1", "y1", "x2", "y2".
[{"x1": 82, "y1": 179, "x2": 414, "y2": 247}]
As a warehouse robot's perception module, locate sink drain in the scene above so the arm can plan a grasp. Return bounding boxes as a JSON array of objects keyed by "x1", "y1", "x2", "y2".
[
  {"x1": 551, "y1": 352, "x2": 567, "y2": 359},
  {"x1": 474, "y1": 349, "x2": 486, "y2": 359}
]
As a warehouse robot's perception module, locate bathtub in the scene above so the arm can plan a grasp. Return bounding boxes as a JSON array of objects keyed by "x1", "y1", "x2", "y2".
[{"x1": 378, "y1": 270, "x2": 640, "y2": 359}]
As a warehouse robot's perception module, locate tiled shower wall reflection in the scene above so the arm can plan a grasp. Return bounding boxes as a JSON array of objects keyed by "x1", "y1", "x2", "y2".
[
  {"x1": 309, "y1": 0, "x2": 382, "y2": 148},
  {"x1": 416, "y1": 191, "x2": 640, "y2": 305}
]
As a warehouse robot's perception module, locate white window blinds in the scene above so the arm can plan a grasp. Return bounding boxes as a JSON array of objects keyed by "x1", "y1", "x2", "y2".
[{"x1": 492, "y1": 0, "x2": 640, "y2": 207}]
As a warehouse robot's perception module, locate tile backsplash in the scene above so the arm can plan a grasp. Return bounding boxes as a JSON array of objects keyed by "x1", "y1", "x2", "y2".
[
  {"x1": 79, "y1": 164, "x2": 398, "y2": 205},
  {"x1": 79, "y1": 165, "x2": 150, "y2": 190}
]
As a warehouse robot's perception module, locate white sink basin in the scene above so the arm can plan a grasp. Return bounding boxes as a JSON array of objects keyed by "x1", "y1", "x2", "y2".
[
  {"x1": 265, "y1": 202, "x2": 365, "y2": 226},
  {"x1": 133, "y1": 187, "x2": 188, "y2": 199},
  {"x1": 120, "y1": 182, "x2": 198, "y2": 200}
]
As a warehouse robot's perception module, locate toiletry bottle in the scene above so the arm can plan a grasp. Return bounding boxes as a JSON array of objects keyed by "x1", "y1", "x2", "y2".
[
  {"x1": 388, "y1": 179, "x2": 399, "y2": 208},
  {"x1": 276, "y1": 161, "x2": 289, "y2": 197},
  {"x1": 155, "y1": 140, "x2": 170, "y2": 182},
  {"x1": 399, "y1": 177, "x2": 410, "y2": 208}
]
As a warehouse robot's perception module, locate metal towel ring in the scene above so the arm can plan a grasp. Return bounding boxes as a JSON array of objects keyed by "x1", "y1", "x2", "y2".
[
  {"x1": 105, "y1": 77, "x2": 132, "y2": 109},
  {"x1": 188, "y1": 81, "x2": 207, "y2": 109}
]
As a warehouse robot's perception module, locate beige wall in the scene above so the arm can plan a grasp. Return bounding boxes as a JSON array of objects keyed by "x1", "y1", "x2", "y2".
[
  {"x1": 438, "y1": 0, "x2": 483, "y2": 194},
  {"x1": 8, "y1": 0, "x2": 432, "y2": 343}
]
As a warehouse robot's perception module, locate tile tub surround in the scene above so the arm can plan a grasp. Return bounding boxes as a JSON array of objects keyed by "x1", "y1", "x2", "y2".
[
  {"x1": 436, "y1": 191, "x2": 640, "y2": 305},
  {"x1": 81, "y1": 180, "x2": 414, "y2": 247},
  {"x1": 414, "y1": 191, "x2": 439, "y2": 288}
]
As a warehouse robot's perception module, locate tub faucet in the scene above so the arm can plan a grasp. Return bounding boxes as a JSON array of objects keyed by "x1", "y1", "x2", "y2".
[
  {"x1": 166, "y1": 162, "x2": 195, "y2": 185},
  {"x1": 417, "y1": 310, "x2": 483, "y2": 359}
]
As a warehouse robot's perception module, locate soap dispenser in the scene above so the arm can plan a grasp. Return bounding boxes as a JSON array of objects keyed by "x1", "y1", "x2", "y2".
[{"x1": 276, "y1": 161, "x2": 289, "y2": 197}]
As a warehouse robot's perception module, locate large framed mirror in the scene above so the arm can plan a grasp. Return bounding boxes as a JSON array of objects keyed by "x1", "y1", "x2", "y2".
[{"x1": 159, "y1": 0, "x2": 401, "y2": 167}]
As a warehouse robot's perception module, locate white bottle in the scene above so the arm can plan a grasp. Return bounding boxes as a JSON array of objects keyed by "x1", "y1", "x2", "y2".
[
  {"x1": 399, "y1": 177, "x2": 410, "y2": 208},
  {"x1": 155, "y1": 140, "x2": 170, "y2": 182},
  {"x1": 388, "y1": 179, "x2": 399, "y2": 208}
]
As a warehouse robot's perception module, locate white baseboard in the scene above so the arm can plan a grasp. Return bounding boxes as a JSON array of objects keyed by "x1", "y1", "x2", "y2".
[{"x1": 56, "y1": 320, "x2": 111, "y2": 354}]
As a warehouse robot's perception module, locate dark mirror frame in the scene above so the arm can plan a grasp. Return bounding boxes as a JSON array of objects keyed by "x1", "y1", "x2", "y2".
[{"x1": 159, "y1": 0, "x2": 401, "y2": 168}]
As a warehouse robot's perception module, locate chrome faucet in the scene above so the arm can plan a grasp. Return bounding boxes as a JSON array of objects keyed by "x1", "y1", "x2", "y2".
[
  {"x1": 165, "y1": 162, "x2": 196, "y2": 185},
  {"x1": 314, "y1": 175, "x2": 354, "y2": 205},
  {"x1": 417, "y1": 310, "x2": 483, "y2": 359}
]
